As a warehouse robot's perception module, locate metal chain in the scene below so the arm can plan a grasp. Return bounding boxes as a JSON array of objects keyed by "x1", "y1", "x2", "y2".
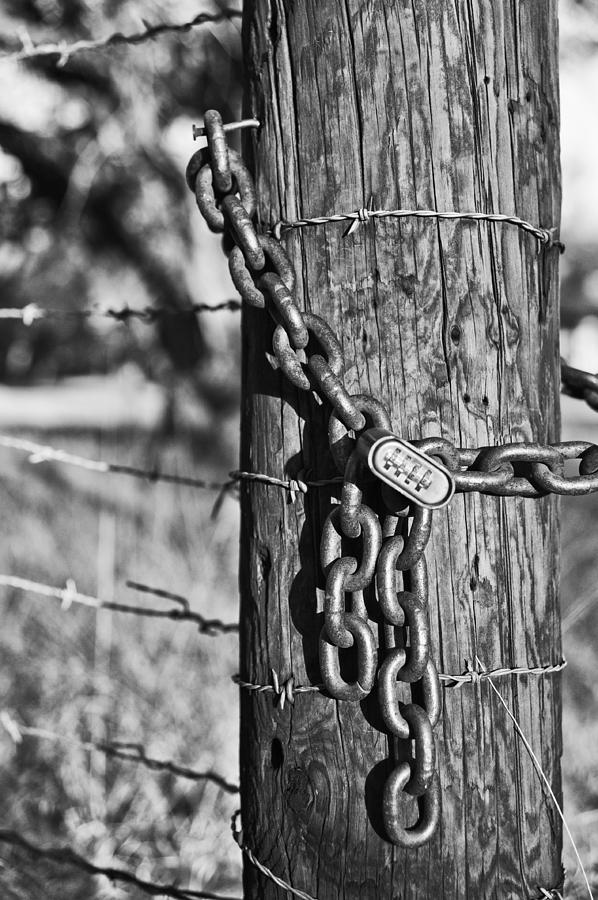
[
  {"x1": 561, "y1": 359, "x2": 598, "y2": 412},
  {"x1": 319, "y1": 504, "x2": 380, "y2": 701},
  {"x1": 185, "y1": 110, "x2": 598, "y2": 851},
  {"x1": 376, "y1": 505, "x2": 441, "y2": 845},
  {"x1": 415, "y1": 436, "x2": 598, "y2": 497}
]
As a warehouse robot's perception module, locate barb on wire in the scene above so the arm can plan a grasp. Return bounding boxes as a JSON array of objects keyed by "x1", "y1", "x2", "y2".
[
  {"x1": 0, "y1": 712, "x2": 239, "y2": 794},
  {"x1": 232, "y1": 670, "x2": 321, "y2": 710},
  {"x1": 1, "y1": 9, "x2": 243, "y2": 65},
  {"x1": 0, "y1": 300, "x2": 241, "y2": 325},
  {"x1": 0, "y1": 829, "x2": 241, "y2": 900},
  {"x1": 537, "y1": 888, "x2": 565, "y2": 900},
  {"x1": 0, "y1": 575, "x2": 238, "y2": 636},
  {"x1": 478, "y1": 656, "x2": 593, "y2": 900}
]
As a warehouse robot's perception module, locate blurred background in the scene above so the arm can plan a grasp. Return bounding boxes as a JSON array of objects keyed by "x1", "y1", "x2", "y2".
[{"x1": 0, "y1": 1, "x2": 596, "y2": 897}]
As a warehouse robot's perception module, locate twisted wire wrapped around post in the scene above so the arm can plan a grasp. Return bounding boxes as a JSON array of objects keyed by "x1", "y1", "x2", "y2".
[{"x1": 271, "y1": 206, "x2": 564, "y2": 250}]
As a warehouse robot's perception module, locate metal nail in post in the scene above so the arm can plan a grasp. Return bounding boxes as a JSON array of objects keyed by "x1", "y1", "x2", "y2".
[{"x1": 192, "y1": 118, "x2": 260, "y2": 140}]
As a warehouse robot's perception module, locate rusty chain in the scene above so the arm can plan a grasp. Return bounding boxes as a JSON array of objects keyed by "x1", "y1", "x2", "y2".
[
  {"x1": 376, "y1": 504, "x2": 441, "y2": 844},
  {"x1": 415, "y1": 437, "x2": 598, "y2": 497},
  {"x1": 185, "y1": 110, "x2": 598, "y2": 850}
]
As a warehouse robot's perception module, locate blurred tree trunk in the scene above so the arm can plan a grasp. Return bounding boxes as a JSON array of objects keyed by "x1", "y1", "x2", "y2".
[{"x1": 239, "y1": 2, "x2": 562, "y2": 897}]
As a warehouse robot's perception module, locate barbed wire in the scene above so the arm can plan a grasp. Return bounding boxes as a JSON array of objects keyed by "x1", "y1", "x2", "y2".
[
  {"x1": 0, "y1": 711, "x2": 239, "y2": 794},
  {"x1": 233, "y1": 660, "x2": 567, "y2": 707},
  {"x1": 0, "y1": 435, "x2": 236, "y2": 493},
  {"x1": 0, "y1": 575, "x2": 238, "y2": 635},
  {"x1": 3, "y1": 432, "x2": 598, "y2": 507},
  {"x1": 126, "y1": 580, "x2": 238, "y2": 634},
  {"x1": 272, "y1": 206, "x2": 563, "y2": 250},
  {"x1": 438, "y1": 659, "x2": 568, "y2": 687},
  {"x1": 0, "y1": 434, "x2": 341, "y2": 504},
  {"x1": 1, "y1": 9, "x2": 243, "y2": 66},
  {"x1": 0, "y1": 301, "x2": 241, "y2": 326},
  {"x1": 0, "y1": 829, "x2": 241, "y2": 900}
]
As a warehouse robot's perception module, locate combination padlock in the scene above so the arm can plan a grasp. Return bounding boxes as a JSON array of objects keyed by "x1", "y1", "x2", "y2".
[{"x1": 355, "y1": 428, "x2": 455, "y2": 510}]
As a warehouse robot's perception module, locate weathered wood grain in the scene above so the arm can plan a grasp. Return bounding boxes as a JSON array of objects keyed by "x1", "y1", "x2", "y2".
[{"x1": 239, "y1": 2, "x2": 562, "y2": 897}]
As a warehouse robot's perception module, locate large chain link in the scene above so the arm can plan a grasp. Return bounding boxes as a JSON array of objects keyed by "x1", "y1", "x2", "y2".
[{"x1": 186, "y1": 110, "x2": 598, "y2": 849}]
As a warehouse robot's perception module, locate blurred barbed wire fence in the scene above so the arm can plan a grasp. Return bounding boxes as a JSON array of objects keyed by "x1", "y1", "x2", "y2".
[
  {"x1": 0, "y1": 830, "x2": 242, "y2": 900},
  {"x1": 0, "y1": 711, "x2": 239, "y2": 793},
  {"x1": 0, "y1": 300, "x2": 241, "y2": 324},
  {"x1": 0, "y1": 9, "x2": 242, "y2": 65},
  {"x1": 0, "y1": 574, "x2": 238, "y2": 635}
]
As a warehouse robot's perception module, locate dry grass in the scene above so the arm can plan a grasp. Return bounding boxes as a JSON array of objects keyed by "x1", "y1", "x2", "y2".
[{"x1": 0, "y1": 426, "x2": 242, "y2": 899}]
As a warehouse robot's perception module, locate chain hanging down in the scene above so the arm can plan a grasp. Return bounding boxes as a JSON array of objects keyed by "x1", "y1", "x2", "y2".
[{"x1": 185, "y1": 109, "x2": 454, "y2": 848}]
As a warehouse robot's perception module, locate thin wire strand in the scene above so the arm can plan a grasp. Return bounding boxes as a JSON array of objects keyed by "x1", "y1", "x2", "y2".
[
  {"x1": 231, "y1": 812, "x2": 318, "y2": 900},
  {"x1": 126, "y1": 580, "x2": 238, "y2": 634},
  {"x1": 229, "y1": 469, "x2": 342, "y2": 495},
  {"x1": 0, "y1": 712, "x2": 239, "y2": 794},
  {"x1": 1, "y1": 9, "x2": 243, "y2": 65},
  {"x1": 0, "y1": 434, "x2": 342, "y2": 497},
  {"x1": 0, "y1": 300, "x2": 241, "y2": 325},
  {"x1": 231, "y1": 804, "x2": 566, "y2": 900},
  {"x1": 233, "y1": 660, "x2": 566, "y2": 705},
  {"x1": 0, "y1": 575, "x2": 238, "y2": 635},
  {"x1": 0, "y1": 435, "x2": 233, "y2": 492},
  {"x1": 562, "y1": 587, "x2": 598, "y2": 632},
  {"x1": 439, "y1": 659, "x2": 568, "y2": 687},
  {"x1": 0, "y1": 830, "x2": 241, "y2": 900},
  {"x1": 273, "y1": 207, "x2": 562, "y2": 249},
  {"x1": 477, "y1": 656, "x2": 593, "y2": 900}
]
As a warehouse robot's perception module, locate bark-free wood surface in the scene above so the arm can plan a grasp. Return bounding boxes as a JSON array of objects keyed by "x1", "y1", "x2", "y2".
[{"x1": 239, "y1": 2, "x2": 562, "y2": 897}]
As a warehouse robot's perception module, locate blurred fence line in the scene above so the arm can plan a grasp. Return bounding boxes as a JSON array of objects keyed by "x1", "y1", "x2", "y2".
[
  {"x1": 0, "y1": 574, "x2": 238, "y2": 635},
  {"x1": 0, "y1": 711, "x2": 239, "y2": 793},
  {"x1": 0, "y1": 830, "x2": 242, "y2": 900},
  {"x1": 0, "y1": 9, "x2": 242, "y2": 65}
]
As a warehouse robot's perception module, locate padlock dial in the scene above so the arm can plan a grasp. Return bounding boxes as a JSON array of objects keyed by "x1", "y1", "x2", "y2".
[{"x1": 356, "y1": 429, "x2": 455, "y2": 510}]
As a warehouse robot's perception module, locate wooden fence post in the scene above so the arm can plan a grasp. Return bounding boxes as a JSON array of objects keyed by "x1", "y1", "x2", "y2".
[{"x1": 239, "y1": 2, "x2": 562, "y2": 897}]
